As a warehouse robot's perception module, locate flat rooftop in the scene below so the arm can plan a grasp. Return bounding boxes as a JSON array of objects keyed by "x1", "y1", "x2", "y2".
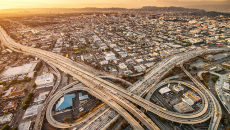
[
  {"x1": 34, "y1": 91, "x2": 50, "y2": 103},
  {"x1": 18, "y1": 121, "x2": 31, "y2": 130},
  {"x1": 1, "y1": 62, "x2": 38, "y2": 78},
  {"x1": 23, "y1": 104, "x2": 42, "y2": 119}
]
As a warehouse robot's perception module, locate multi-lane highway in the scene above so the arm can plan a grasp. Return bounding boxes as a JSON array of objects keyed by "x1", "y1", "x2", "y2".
[{"x1": 0, "y1": 26, "x2": 227, "y2": 130}]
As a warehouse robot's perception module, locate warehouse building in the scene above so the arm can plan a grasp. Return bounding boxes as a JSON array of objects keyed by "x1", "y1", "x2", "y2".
[
  {"x1": 18, "y1": 121, "x2": 31, "y2": 130},
  {"x1": 0, "y1": 113, "x2": 13, "y2": 124},
  {"x1": 34, "y1": 91, "x2": 50, "y2": 103},
  {"x1": 56, "y1": 94, "x2": 75, "y2": 111},
  {"x1": 182, "y1": 97, "x2": 195, "y2": 106},
  {"x1": 3, "y1": 100, "x2": 18, "y2": 112},
  {"x1": 158, "y1": 86, "x2": 171, "y2": 95},
  {"x1": 23, "y1": 104, "x2": 42, "y2": 119},
  {"x1": 173, "y1": 102, "x2": 194, "y2": 113},
  {"x1": 35, "y1": 73, "x2": 54, "y2": 89},
  {"x1": 172, "y1": 85, "x2": 184, "y2": 93},
  {"x1": 79, "y1": 92, "x2": 89, "y2": 101},
  {"x1": 0, "y1": 61, "x2": 38, "y2": 81},
  {"x1": 206, "y1": 53, "x2": 228, "y2": 61}
]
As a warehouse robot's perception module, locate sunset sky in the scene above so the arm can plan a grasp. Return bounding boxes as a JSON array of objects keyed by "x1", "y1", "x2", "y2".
[{"x1": 0, "y1": 0, "x2": 229, "y2": 10}]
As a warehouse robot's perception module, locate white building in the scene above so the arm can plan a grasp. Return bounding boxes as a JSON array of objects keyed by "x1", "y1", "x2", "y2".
[
  {"x1": 158, "y1": 87, "x2": 171, "y2": 95},
  {"x1": 34, "y1": 91, "x2": 50, "y2": 103},
  {"x1": 172, "y1": 85, "x2": 184, "y2": 93},
  {"x1": 118, "y1": 63, "x2": 128, "y2": 70},
  {"x1": 18, "y1": 121, "x2": 31, "y2": 130},
  {"x1": 0, "y1": 113, "x2": 13, "y2": 124},
  {"x1": 173, "y1": 102, "x2": 194, "y2": 113},
  {"x1": 182, "y1": 97, "x2": 195, "y2": 106},
  {"x1": 23, "y1": 104, "x2": 42, "y2": 119},
  {"x1": 222, "y1": 82, "x2": 230, "y2": 90},
  {"x1": 1, "y1": 61, "x2": 38, "y2": 80},
  {"x1": 35, "y1": 73, "x2": 54, "y2": 89},
  {"x1": 104, "y1": 52, "x2": 116, "y2": 61},
  {"x1": 100, "y1": 60, "x2": 109, "y2": 65}
]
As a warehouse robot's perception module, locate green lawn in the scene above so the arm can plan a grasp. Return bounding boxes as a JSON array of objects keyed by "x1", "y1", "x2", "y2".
[{"x1": 73, "y1": 47, "x2": 86, "y2": 51}]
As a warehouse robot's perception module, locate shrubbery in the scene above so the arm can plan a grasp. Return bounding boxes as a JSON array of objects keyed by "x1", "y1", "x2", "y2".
[
  {"x1": 1, "y1": 124, "x2": 10, "y2": 130},
  {"x1": 21, "y1": 104, "x2": 29, "y2": 110},
  {"x1": 32, "y1": 83, "x2": 36, "y2": 88},
  {"x1": 35, "y1": 61, "x2": 43, "y2": 71}
]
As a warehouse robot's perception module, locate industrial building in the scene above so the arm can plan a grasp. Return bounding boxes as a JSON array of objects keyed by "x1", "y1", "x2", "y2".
[
  {"x1": 222, "y1": 82, "x2": 230, "y2": 91},
  {"x1": 23, "y1": 104, "x2": 42, "y2": 119},
  {"x1": 6, "y1": 89, "x2": 25, "y2": 99},
  {"x1": 0, "y1": 61, "x2": 38, "y2": 81},
  {"x1": 34, "y1": 91, "x2": 50, "y2": 103},
  {"x1": 35, "y1": 73, "x2": 54, "y2": 89},
  {"x1": 186, "y1": 91, "x2": 201, "y2": 102},
  {"x1": 0, "y1": 113, "x2": 13, "y2": 124},
  {"x1": 172, "y1": 85, "x2": 184, "y2": 93},
  {"x1": 3, "y1": 100, "x2": 18, "y2": 112},
  {"x1": 79, "y1": 92, "x2": 89, "y2": 101},
  {"x1": 56, "y1": 94, "x2": 75, "y2": 111},
  {"x1": 173, "y1": 102, "x2": 194, "y2": 113},
  {"x1": 182, "y1": 97, "x2": 195, "y2": 106},
  {"x1": 18, "y1": 121, "x2": 31, "y2": 130},
  {"x1": 158, "y1": 86, "x2": 171, "y2": 95},
  {"x1": 206, "y1": 53, "x2": 228, "y2": 61}
]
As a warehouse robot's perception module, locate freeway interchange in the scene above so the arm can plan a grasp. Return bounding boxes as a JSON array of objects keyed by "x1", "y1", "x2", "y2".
[{"x1": 0, "y1": 26, "x2": 228, "y2": 130}]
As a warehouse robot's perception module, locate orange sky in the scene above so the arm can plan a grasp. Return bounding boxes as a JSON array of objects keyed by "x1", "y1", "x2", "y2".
[{"x1": 0, "y1": 0, "x2": 228, "y2": 10}]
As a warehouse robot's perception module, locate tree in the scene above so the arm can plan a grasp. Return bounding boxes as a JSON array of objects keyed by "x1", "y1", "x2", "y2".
[
  {"x1": 63, "y1": 117, "x2": 71, "y2": 123},
  {"x1": 28, "y1": 93, "x2": 34, "y2": 98},
  {"x1": 32, "y1": 83, "x2": 36, "y2": 88},
  {"x1": 133, "y1": 76, "x2": 137, "y2": 81},
  {"x1": 122, "y1": 121, "x2": 128, "y2": 128},
  {"x1": 159, "y1": 117, "x2": 165, "y2": 122},
  {"x1": 192, "y1": 66, "x2": 197, "y2": 70},
  {"x1": 1, "y1": 124, "x2": 10, "y2": 130},
  {"x1": 21, "y1": 104, "x2": 29, "y2": 110},
  {"x1": 11, "y1": 79, "x2": 17, "y2": 84},
  {"x1": 4, "y1": 111, "x2": 9, "y2": 115},
  {"x1": 78, "y1": 111, "x2": 86, "y2": 118},
  {"x1": 12, "y1": 127, "x2": 18, "y2": 130},
  {"x1": 24, "y1": 98, "x2": 31, "y2": 104},
  {"x1": 24, "y1": 88, "x2": 28, "y2": 93},
  {"x1": 33, "y1": 71, "x2": 37, "y2": 77}
]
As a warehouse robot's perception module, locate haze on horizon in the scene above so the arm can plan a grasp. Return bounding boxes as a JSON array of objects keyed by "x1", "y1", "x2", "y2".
[{"x1": 0, "y1": 0, "x2": 229, "y2": 10}]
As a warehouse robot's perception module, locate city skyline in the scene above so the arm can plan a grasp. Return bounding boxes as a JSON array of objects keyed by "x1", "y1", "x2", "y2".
[{"x1": 0, "y1": 0, "x2": 229, "y2": 10}]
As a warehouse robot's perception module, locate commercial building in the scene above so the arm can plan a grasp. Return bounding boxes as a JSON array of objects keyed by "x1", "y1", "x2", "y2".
[
  {"x1": 3, "y1": 87, "x2": 14, "y2": 97},
  {"x1": 172, "y1": 85, "x2": 184, "y2": 93},
  {"x1": 0, "y1": 61, "x2": 38, "y2": 81},
  {"x1": 79, "y1": 92, "x2": 89, "y2": 101},
  {"x1": 158, "y1": 87, "x2": 171, "y2": 95},
  {"x1": 222, "y1": 82, "x2": 230, "y2": 91},
  {"x1": 0, "y1": 113, "x2": 13, "y2": 124},
  {"x1": 206, "y1": 53, "x2": 228, "y2": 61},
  {"x1": 118, "y1": 63, "x2": 128, "y2": 70},
  {"x1": 18, "y1": 121, "x2": 31, "y2": 130},
  {"x1": 185, "y1": 91, "x2": 201, "y2": 102},
  {"x1": 3, "y1": 100, "x2": 18, "y2": 112},
  {"x1": 104, "y1": 52, "x2": 116, "y2": 60},
  {"x1": 182, "y1": 97, "x2": 195, "y2": 106},
  {"x1": 23, "y1": 104, "x2": 42, "y2": 119},
  {"x1": 173, "y1": 102, "x2": 194, "y2": 113},
  {"x1": 35, "y1": 73, "x2": 54, "y2": 89},
  {"x1": 56, "y1": 94, "x2": 75, "y2": 111},
  {"x1": 34, "y1": 91, "x2": 50, "y2": 103},
  {"x1": 6, "y1": 89, "x2": 25, "y2": 99}
]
